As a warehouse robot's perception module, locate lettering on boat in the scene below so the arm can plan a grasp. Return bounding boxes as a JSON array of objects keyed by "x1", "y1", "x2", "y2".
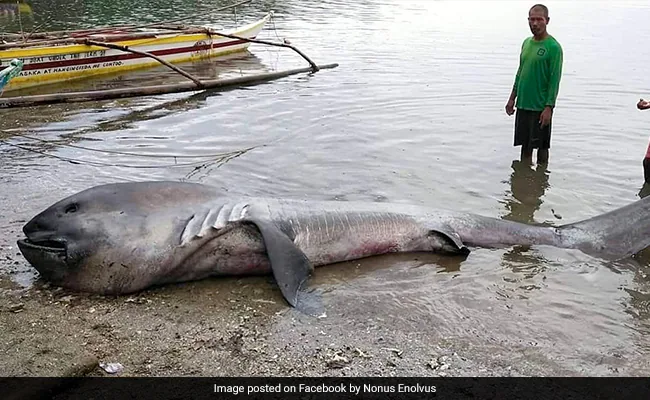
[
  {"x1": 83, "y1": 50, "x2": 107, "y2": 58},
  {"x1": 14, "y1": 50, "x2": 109, "y2": 66},
  {"x1": 100, "y1": 61, "x2": 123, "y2": 67},
  {"x1": 52, "y1": 65, "x2": 92, "y2": 72},
  {"x1": 19, "y1": 70, "x2": 43, "y2": 76},
  {"x1": 17, "y1": 61, "x2": 122, "y2": 76}
]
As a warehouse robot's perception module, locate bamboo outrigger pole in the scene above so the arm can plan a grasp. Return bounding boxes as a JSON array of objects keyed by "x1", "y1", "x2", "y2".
[
  {"x1": 0, "y1": 63, "x2": 338, "y2": 109},
  {"x1": 206, "y1": 30, "x2": 320, "y2": 72},
  {"x1": 83, "y1": 39, "x2": 205, "y2": 87},
  {"x1": 81, "y1": 26, "x2": 322, "y2": 87}
]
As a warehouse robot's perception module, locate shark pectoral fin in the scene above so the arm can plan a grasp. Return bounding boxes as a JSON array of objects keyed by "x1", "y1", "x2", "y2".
[
  {"x1": 427, "y1": 225, "x2": 470, "y2": 255},
  {"x1": 245, "y1": 218, "x2": 313, "y2": 307}
]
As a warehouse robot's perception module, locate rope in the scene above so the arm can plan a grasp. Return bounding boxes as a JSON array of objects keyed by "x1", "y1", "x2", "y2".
[
  {"x1": 0, "y1": 139, "x2": 255, "y2": 169},
  {"x1": 270, "y1": 12, "x2": 284, "y2": 42},
  {"x1": 3, "y1": 130, "x2": 255, "y2": 159},
  {"x1": 16, "y1": 0, "x2": 24, "y2": 42}
]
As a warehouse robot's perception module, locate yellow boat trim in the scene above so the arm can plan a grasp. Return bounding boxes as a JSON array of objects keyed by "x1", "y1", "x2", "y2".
[{"x1": 6, "y1": 46, "x2": 249, "y2": 88}]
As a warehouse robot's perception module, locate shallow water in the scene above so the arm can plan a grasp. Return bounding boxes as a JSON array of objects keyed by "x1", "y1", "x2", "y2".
[{"x1": 1, "y1": 0, "x2": 650, "y2": 375}]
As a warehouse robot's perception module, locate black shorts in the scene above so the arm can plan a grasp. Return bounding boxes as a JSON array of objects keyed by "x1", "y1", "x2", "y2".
[{"x1": 514, "y1": 109, "x2": 552, "y2": 149}]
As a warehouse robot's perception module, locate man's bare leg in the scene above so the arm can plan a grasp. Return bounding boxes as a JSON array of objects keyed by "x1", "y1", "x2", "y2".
[
  {"x1": 644, "y1": 157, "x2": 650, "y2": 184},
  {"x1": 520, "y1": 146, "x2": 533, "y2": 165},
  {"x1": 537, "y1": 148, "x2": 549, "y2": 164}
]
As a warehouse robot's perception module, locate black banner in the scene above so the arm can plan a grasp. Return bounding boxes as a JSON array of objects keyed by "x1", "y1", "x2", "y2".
[{"x1": 2, "y1": 377, "x2": 649, "y2": 400}]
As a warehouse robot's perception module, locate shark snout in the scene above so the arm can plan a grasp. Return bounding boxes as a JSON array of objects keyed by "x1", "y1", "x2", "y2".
[
  {"x1": 23, "y1": 215, "x2": 49, "y2": 236},
  {"x1": 18, "y1": 218, "x2": 69, "y2": 283}
]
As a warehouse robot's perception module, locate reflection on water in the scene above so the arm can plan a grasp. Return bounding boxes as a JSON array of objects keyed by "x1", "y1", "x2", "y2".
[
  {"x1": 499, "y1": 159, "x2": 551, "y2": 272},
  {"x1": 502, "y1": 160, "x2": 551, "y2": 225}
]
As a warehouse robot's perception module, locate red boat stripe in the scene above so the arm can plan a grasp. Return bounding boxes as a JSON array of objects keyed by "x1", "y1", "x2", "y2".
[{"x1": 12, "y1": 38, "x2": 252, "y2": 71}]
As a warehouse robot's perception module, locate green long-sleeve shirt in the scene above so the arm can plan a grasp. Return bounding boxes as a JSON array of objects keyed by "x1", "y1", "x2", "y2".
[{"x1": 513, "y1": 35, "x2": 563, "y2": 111}]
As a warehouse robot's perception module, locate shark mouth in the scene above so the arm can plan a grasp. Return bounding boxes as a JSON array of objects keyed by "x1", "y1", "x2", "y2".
[{"x1": 17, "y1": 238, "x2": 67, "y2": 254}]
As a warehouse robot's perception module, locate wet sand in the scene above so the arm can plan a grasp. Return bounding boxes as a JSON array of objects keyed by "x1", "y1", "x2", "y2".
[{"x1": 0, "y1": 274, "x2": 563, "y2": 378}]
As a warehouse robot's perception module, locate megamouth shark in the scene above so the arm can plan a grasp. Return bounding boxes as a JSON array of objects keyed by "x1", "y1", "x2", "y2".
[{"x1": 16, "y1": 181, "x2": 650, "y2": 308}]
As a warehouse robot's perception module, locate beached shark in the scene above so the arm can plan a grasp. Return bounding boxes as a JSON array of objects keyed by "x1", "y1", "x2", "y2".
[{"x1": 16, "y1": 181, "x2": 650, "y2": 308}]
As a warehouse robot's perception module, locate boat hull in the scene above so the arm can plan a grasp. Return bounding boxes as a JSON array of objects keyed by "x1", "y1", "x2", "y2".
[{"x1": 0, "y1": 14, "x2": 270, "y2": 92}]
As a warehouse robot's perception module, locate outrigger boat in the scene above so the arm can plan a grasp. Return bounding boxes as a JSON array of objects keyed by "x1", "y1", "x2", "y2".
[
  {"x1": 0, "y1": 11, "x2": 271, "y2": 92},
  {"x1": 0, "y1": 1, "x2": 337, "y2": 109}
]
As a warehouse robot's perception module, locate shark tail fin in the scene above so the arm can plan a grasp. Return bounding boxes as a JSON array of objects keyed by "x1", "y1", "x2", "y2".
[{"x1": 558, "y1": 194, "x2": 650, "y2": 260}]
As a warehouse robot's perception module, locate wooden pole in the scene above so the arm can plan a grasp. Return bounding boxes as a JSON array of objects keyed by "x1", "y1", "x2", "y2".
[
  {"x1": 0, "y1": 63, "x2": 338, "y2": 109},
  {"x1": 84, "y1": 39, "x2": 204, "y2": 87}
]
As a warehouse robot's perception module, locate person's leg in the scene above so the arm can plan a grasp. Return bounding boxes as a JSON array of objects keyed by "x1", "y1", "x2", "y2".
[
  {"x1": 537, "y1": 148, "x2": 549, "y2": 164},
  {"x1": 643, "y1": 140, "x2": 650, "y2": 184},
  {"x1": 536, "y1": 114, "x2": 552, "y2": 165},
  {"x1": 515, "y1": 110, "x2": 534, "y2": 164},
  {"x1": 520, "y1": 145, "x2": 533, "y2": 164}
]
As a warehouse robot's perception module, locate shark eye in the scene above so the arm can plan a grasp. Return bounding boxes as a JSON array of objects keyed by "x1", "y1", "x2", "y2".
[{"x1": 64, "y1": 203, "x2": 79, "y2": 214}]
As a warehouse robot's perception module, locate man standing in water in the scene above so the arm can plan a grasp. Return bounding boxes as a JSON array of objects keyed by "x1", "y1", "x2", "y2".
[{"x1": 505, "y1": 4, "x2": 563, "y2": 164}]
